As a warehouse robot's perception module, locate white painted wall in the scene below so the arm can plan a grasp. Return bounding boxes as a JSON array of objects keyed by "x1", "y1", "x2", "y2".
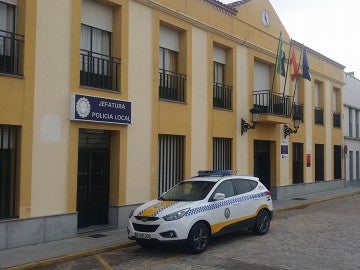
[
  {"x1": 126, "y1": 1, "x2": 153, "y2": 203},
  {"x1": 31, "y1": 0, "x2": 72, "y2": 216},
  {"x1": 190, "y1": 27, "x2": 208, "y2": 175},
  {"x1": 343, "y1": 74, "x2": 360, "y2": 181},
  {"x1": 236, "y1": 45, "x2": 249, "y2": 174}
]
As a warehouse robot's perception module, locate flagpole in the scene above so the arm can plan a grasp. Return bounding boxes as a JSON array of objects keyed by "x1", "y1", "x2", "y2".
[
  {"x1": 282, "y1": 39, "x2": 292, "y2": 97},
  {"x1": 271, "y1": 32, "x2": 282, "y2": 93},
  {"x1": 291, "y1": 47, "x2": 303, "y2": 116}
]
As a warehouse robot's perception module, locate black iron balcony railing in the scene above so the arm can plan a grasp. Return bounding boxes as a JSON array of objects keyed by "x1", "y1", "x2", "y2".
[
  {"x1": 80, "y1": 49, "x2": 120, "y2": 91},
  {"x1": 0, "y1": 30, "x2": 24, "y2": 76},
  {"x1": 253, "y1": 90, "x2": 291, "y2": 116},
  {"x1": 293, "y1": 102, "x2": 304, "y2": 122},
  {"x1": 314, "y1": 107, "x2": 324, "y2": 125},
  {"x1": 213, "y1": 82, "x2": 232, "y2": 110},
  {"x1": 159, "y1": 69, "x2": 186, "y2": 102},
  {"x1": 333, "y1": 111, "x2": 341, "y2": 128}
]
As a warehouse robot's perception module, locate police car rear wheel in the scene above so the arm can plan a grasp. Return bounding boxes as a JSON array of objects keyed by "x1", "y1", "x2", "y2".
[
  {"x1": 253, "y1": 209, "x2": 270, "y2": 235},
  {"x1": 186, "y1": 222, "x2": 210, "y2": 254}
]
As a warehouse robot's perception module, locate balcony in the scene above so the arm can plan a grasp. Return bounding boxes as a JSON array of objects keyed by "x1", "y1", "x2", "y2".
[
  {"x1": 333, "y1": 112, "x2": 341, "y2": 128},
  {"x1": 80, "y1": 49, "x2": 120, "y2": 91},
  {"x1": 159, "y1": 69, "x2": 186, "y2": 102},
  {"x1": 0, "y1": 30, "x2": 24, "y2": 76},
  {"x1": 252, "y1": 90, "x2": 292, "y2": 124},
  {"x1": 314, "y1": 107, "x2": 324, "y2": 125},
  {"x1": 213, "y1": 82, "x2": 232, "y2": 110}
]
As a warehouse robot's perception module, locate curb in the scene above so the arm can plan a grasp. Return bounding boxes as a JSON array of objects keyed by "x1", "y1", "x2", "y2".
[
  {"x1": 274, "y1": 190, "x2": 360, "y2": 212},
  {"x1": 5, "y1": 241, "x2": 135, "y2": 270}
]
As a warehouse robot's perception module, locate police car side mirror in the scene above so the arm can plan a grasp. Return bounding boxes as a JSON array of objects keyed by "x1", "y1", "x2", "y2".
[{"x1": 213, "y1": 193, "x2": 225, "y2": 201}]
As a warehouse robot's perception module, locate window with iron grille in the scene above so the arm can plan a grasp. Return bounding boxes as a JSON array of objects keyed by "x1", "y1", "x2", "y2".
[
  {"x1": 314, "y1": 107, "x2": 324, "y2": 125},
  {"x1": 80, "y1": 0, "x2": 120, "y2": 91},
  {"x1": 80, "y1": 24, "x2": 120, "y2": 91},
  {"x1": 333, "y1": 112, "x2": 341, "y2": 128},
  {"x1": 213, "y1": 137, "x2": 232, "y2": 170},
  {"x1": 158, "y1": 134, "x2": 185, "y2": 196},
  {"x1": 159, "y1": 47, "x2": 186, "y2": 102},
  {"x1": 213, "y1": 61, "x2": 232, "y2": 109},
  {"x1": 356, "y1": 110, "x2": 359, "y2": 138},
  {"x1": 0, "y1": 125, "x2": 18, "y2": 219},
  {"x1": 0, "y1": 1, "x2": 23, "y2": 75}
]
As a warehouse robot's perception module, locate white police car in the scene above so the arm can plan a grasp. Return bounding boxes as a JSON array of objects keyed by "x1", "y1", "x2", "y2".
[{"x1": 128, "y1": 170, "x2": 273, "y2": 254}]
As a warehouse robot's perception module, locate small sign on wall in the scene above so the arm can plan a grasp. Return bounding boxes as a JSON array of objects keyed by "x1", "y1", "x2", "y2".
[
  {"x1": 306, "y1": 154, "x2": 311, "y2": 167},
  {"x1": 71, "y1": 94, "x2": 131, "y2": 125},
  {"x1": 281, "y1": 139, "x2": 288, "y2": 159}
]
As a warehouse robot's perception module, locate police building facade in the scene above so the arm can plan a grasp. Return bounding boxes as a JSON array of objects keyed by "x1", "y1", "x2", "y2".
[{"x1": 0, "y1": 0, "x2": 345, "y2": 250}]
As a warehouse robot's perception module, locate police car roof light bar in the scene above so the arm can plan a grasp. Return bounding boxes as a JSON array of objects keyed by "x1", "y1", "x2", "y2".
[{"x1": 197, "y1": 170, "x2": 233, "y2": 177}]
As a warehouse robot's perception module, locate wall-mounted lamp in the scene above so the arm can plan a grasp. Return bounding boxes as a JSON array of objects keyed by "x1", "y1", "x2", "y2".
[
  {"x1": 241, "y1": 107, "x2": 260, "y2": 135},
  {"x1": 284, "y1": 113, "x2": 301, "y2": 138}
]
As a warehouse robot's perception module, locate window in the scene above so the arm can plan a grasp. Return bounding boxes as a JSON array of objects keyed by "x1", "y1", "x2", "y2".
[
  {"x1": 213, "y1": 46, "x2": 232, "y2": 109},
  {"x1": 356, "y1": 110, "x2": 359, "y2": 138},
  {"x1": 349, "y1": 108, "x2": 353, "y2": 137},
  {"x1": 232, "y1": 179, "x2": 254, "y2": 195},
  {"x1": 356, "y1": 151, "x2": 359, "y2": 180},
  {"x1": 0, "y1": 1, "x2": 23, "y2": 75},
  {"x1": 212, "y1": 180, "x2": 234, "y2": 198},
  {"x1": 159, "y1": 25, "x2": 186, "y2": 102},
  {"x1": 158, "y1": 134, "x2": 185, "y2": 196},
  {"x1": 213, "y1": 138, "x2": 232, "y2": 170},
  {"x1": 314, "y1": 81, "x2": 324, "y2": 125},
  {"x1": 0, "y1": 125, "x2": 19, "y2": 219},
  {"x1": 80, "y1": 0, "x2": 120, "y2": 91},
  {"x1": 332, "y1": 88, "x2": 341, "y2": 128}
]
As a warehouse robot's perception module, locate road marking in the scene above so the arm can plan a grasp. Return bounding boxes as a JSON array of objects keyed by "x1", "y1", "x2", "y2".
[{"x1": 95, "y1": 254, "x2": 113, "y2": 270}]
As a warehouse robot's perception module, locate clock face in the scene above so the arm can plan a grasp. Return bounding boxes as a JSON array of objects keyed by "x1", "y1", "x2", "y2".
[{"x1": 261, "y1": 10, "x2": 270, "y2": 27}]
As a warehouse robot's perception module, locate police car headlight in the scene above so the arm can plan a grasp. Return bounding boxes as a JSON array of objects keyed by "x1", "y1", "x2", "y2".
[
  {"x1": 163, "y1": 208, "x2": 189, "y2": 221},
  {"x1": 129, "y1": 209, "x2": 135, "y2": 218}
]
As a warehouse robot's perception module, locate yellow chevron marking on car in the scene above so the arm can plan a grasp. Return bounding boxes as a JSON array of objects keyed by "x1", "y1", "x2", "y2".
[
  {"x1": 210, "y1": 204, "x2": 269, "y2": 234},
  {"x1": 139, "y1": 201, "x2": 177, "y2": 217}
]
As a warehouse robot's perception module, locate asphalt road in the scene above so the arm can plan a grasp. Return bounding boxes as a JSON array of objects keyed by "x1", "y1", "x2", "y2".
[{"x1": 38, "y1": 194, "x2": 360, "y2": 270}]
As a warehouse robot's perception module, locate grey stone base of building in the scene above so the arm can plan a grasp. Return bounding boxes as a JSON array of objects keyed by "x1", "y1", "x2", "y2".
[
  {"x1": 271, "y1": 179, "x2": 346, "y2": 200},
  {"x1": 0, "y1": 205, "x2": 141, "y2": 251},
  {"x1": 0, "y1": 213, "x2": 77, "y2": 251}
]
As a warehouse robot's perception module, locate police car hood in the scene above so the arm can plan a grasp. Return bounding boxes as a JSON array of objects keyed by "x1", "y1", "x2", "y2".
[{"x1": 135, "y1": 199, "x2": 199, "y2": 218}]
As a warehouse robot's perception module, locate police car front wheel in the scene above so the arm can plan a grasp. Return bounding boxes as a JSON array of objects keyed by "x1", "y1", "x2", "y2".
[{"x1": 186, "y1": 222, "x2": 210, "y2": 254}]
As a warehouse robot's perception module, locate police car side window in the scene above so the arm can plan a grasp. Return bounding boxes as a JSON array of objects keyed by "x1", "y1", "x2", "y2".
[
  {"x1": 212, "y1": 180, "x2": 235, "y2": 199},
  {"x1": 232, "y1": 179, "x2": 252, "y2": 195},
  {"x1": 249, "y1": 180, "x2": 258, "y2": 190}
]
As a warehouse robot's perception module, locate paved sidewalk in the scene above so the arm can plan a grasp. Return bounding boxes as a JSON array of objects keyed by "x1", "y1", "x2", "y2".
[{"x1": 1, "y1": 182, "x2": 359, "y2": 270}]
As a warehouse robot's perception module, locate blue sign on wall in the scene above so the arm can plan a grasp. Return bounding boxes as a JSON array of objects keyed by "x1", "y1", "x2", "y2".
[{"x1": 71, "y1": 94, "x2": 131, "y2": 125}]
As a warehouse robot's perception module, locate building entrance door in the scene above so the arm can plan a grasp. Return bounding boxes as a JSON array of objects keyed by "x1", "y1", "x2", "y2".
[
  {"x1": 77, "y1": 129, "x2": 110, "y2": 228},
  {"x1": 254, "y1": 140, "x2": 271, "y2": 189},
  {"x1": 315, "y1": 144, "x2": 324, "y2": 181},
  {"x1": 293, "y1": 143, "x2": 304, "y2": 184}
]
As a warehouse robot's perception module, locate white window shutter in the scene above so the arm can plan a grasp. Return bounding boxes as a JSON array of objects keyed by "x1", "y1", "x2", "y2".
[
  {"x1": 159, "y1": 25, "x2": 179, "y2": 52},
  {"x1": 81, "y1": 0, "x2": 113, "y2": 32}
]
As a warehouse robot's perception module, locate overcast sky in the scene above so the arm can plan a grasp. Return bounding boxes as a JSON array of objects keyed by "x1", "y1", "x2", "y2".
[{"x1": 221, "y1": 0, "x2": 360, "y2": 77}]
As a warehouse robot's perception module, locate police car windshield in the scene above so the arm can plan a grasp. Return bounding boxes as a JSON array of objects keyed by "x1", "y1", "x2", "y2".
[{"x1": 159, "y1": 181, "x2": 216, "y2": 201}]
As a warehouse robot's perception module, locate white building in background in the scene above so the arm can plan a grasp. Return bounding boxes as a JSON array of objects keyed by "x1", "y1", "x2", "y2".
[{"x1": 343, "y1": 73, "x2": 360, "y2": 181}]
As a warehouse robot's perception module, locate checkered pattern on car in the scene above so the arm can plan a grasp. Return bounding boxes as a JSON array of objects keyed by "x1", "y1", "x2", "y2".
[{"x1": 185, "y1": 192, "x2": 267, "y2": 217}]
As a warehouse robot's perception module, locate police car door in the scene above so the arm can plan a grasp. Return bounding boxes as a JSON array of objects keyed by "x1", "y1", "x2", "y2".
[
  {"x1": 232, "y1": 179, "x2": 258, "y2": 218},
  {"x1": 209, "y1": 180, "x2": 235, "y2": 234}
]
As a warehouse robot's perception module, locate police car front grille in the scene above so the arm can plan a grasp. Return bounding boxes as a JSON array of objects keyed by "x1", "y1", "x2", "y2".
[
  {"x1": 134, "y1": 216, "x2": 159, "y2": 222},
  {"x1": 133, "y1": 223, "x2": 160, "y2": 232}
]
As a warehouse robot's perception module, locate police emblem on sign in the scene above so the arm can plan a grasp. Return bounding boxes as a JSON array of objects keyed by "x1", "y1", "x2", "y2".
[{"x1": 224, "y1": 208, "x2": 230, "y2": 219}]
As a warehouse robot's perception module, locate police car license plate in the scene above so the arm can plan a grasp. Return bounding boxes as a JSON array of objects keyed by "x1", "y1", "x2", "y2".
[{"x1": 135, "y1": 232, "x2": 151, "y2": 239}]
